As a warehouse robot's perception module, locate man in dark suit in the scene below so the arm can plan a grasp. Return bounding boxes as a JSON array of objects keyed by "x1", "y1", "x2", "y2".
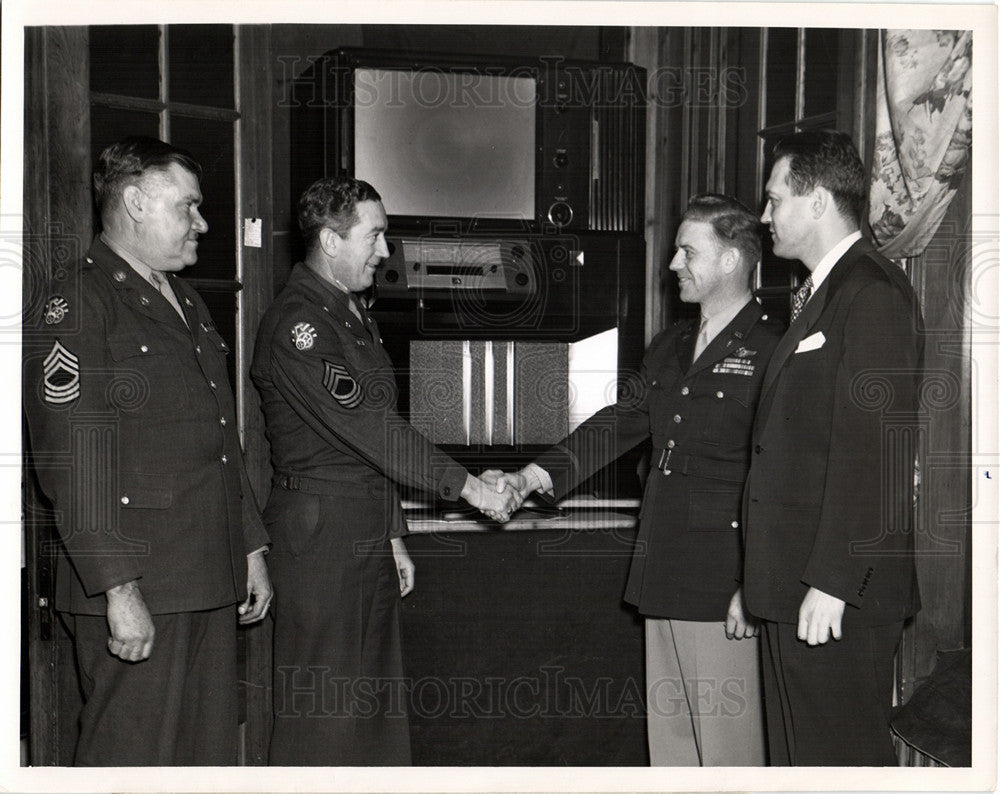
[
  {"x1": 743, "y1": 130, "x2": 923, "y2": 765},
  {"x1": 491, "y1": 195, "x2": 781, "y2": 765},
  {"x1": 22, "y1": 137, "x2": 272, "y2": 765}
]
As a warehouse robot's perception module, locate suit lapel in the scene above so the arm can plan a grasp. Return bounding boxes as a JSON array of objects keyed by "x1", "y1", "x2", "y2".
[{"x1": 755, "y1": 240, "x2": 871, "y2": 433}]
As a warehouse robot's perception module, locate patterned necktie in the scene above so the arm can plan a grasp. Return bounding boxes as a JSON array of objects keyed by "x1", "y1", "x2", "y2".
[
  {"x1": 790, "y1": 275, "x2": 814, "y2": 323},
  {"x1": 149, "y1": 270, "x2": 187, "y2": 324}
]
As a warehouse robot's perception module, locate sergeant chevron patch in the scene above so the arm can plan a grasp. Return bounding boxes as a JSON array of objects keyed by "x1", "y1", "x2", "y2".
[
  {"x1": 323, "y1": 361, "x2": 362, "y2": 408},
  {"x1": 43, "y1": 340, "x2": 80, "y2": 404}
]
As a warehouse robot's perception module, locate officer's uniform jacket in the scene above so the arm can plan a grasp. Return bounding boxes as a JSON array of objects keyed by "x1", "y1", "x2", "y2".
[
  {"x1": 743, "y1": 238, "x2": 923, "y2": 626},
  {"x1": 251, "y1": 263, "x2": 469, "y2": 517},
  {"x1": 22, "y1": 237, "x2": 269, "y2": 616},
  {"x1": 536, "y1": 300, "x2": 781, "y2": 620}
]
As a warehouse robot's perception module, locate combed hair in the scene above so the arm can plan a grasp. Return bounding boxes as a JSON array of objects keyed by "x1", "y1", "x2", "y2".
[
  {"x1": 93, "y1": 137, "x2": 202, "y2": 216},
  {"x1": 683, "y1": 193, "x2": 762, "y2": 270},
  {"x1": 298, "y1": 177, "x2": 382, "y2": 250},
  {"x1": 773, "y1": 130, "x2": 866, "y2": 225}
]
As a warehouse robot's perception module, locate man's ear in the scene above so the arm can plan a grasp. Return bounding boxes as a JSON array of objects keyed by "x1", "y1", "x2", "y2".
[
  {"x1": 721, "y1": 246, "x2": 740, "y2": 274},
  {"x1": 122, "y1": 185, "x2": 144, "y2": 223},
  {"x1": 318, "y1": 227, "x2": 340, "y2": 258},
  {"x1": 811, "y1": 187, "x2": 831, "y2": 219}
]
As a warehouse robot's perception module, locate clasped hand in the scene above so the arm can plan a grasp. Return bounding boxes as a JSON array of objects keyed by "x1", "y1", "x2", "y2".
[{"x1": 461, "y1": 472, "x2": 523, "y2": 523}]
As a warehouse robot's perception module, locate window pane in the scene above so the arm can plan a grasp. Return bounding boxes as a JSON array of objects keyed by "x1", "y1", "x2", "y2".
[
  {"x1": 90, "y1": 106, "x2": 161, "y2": 163},
  {"x1": 168, "y1": 25, "x2": 234, "y2": 108},
  {"x1": 765, "y1": 28, "x2": 798, "y2": 126},
  {"x1": 803, "y1": 29, "x2": 841, "y2": 119},
  {"x1": 90, "y1": 25, "x2": 160, "y2": 99},
  {"x1": 171, "y1": 116, "x2": 236, "y2": 280}
]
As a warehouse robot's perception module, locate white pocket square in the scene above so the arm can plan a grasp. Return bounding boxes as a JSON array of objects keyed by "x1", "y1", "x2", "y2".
[{"x1": 795, "y1": 331, "x2": 826, "y2": 353}]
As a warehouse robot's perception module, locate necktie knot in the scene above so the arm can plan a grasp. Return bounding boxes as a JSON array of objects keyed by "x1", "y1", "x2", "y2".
[{"x1": 791, "y1": 275, "x2": 814, "y2": 322}]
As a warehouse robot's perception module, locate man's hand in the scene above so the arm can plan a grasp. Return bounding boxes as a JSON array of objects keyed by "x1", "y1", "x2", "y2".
[
  {"x1": 239, "y1": 549, "x2": 274, "y2": 625},
  {"x1": 391, "y1": 537, "x2": 416, "y2": 597},
  {"x1": 797, "y1": 586, "x2": 846, "y2": 645},
  {"x1": 461, "y1": 473, "x2": 521, "y2": 522},
  {"x1": 106, "y1": 580, "x2": 155, "y2": 662},
  {"x1": 482, "y1": 468, "x2": 531, "y2": 503},
  {"x1": 725, "y1": 587, "x2": 759, "y2": 639}
]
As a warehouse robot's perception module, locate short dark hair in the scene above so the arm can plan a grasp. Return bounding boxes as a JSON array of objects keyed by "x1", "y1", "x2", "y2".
[
  {"x1": 772, "y1": 130, "x2": 866, "y2": 225},
  {"x1": 683, "y1": 193, "x2": 762, "y2": 270},
  {"x1": 298, "y1": 177, "x2": 382, "y2": 250},
  {"x1": 93, "y1": 136, "x2": 202, "y2": 216}
]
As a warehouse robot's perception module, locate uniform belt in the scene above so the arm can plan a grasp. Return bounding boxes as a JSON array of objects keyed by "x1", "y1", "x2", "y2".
[
  {"x1": 653, "y1": 449, "x2": 749, "y2": 483},
  {"x1": 273, "y1": 472, "x2": 362, "y2": 495}
]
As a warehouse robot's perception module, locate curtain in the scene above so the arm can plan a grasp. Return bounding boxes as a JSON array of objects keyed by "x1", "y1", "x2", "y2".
[{"x1": 868, "y1": 30, "x2": 972, "y2": 259}]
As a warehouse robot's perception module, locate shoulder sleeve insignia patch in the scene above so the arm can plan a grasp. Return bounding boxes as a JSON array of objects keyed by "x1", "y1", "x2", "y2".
[
  {"x1": 323, "y1": 361, "x2": 362, "y2": 408},
  {"x1": 43, "y1": 296, "x2": 69, "y2": 325},
  {"x1": 43, "y1": 340, "x2": 80, "y2": 403},
  {"x1": 291, "y1": 322, "x2": 317, "y2": 350}
]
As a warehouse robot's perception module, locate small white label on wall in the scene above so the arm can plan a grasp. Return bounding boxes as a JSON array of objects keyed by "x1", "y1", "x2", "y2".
[{"x1": 243, "y1": 218, "x2": 262, "y2": 248}]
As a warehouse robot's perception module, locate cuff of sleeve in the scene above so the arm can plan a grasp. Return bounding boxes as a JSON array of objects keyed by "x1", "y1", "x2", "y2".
[
  {"x1": 522, "y1": 463, "x2": 554, "y2": 495},
  {"x1": 437, "y1": 464, "x2": 469, "y2": 501}
]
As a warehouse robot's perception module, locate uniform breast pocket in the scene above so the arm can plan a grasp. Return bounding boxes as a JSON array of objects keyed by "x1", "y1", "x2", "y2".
[{"x1": 107, "y1": 335, "x2": 190, "y2": 416}]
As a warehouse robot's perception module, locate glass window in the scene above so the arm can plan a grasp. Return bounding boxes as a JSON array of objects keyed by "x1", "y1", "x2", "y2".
[
  {"x1": 168, "y1": 25, "x2": 235, "y2": 108},
  {"x1": 90, "y1": 25, "x2": 160, "y2": 98}
]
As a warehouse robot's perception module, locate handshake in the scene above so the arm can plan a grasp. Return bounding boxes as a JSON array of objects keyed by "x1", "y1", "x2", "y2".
[{"x1": 460, "y1": 466, "x2": 551, "y2": 523}]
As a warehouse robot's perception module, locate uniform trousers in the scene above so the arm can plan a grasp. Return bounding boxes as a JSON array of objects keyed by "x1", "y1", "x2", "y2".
[
  {"x1": 761, "y1": 620, "x2": 903, "y2": 765},
  {"x1": 71, "y1": 606, "x2": 238, "y2": 766},
  {"x1": 266, "y1": 489, "x2": 411, "y2": 766},
  {"x1": 645, "y1": 618, "x2": 766, "y2": 766}
]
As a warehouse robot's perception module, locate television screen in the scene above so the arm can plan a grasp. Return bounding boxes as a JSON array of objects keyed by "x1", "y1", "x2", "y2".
[{"x1": 353, "y1": 67, "x2": 536, "y2": 221}]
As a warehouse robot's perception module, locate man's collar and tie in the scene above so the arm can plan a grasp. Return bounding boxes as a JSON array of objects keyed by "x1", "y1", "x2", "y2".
[
  {"x1": 147, "y1": 269, "x2": 188, "y2": 325},
  {"x1": 791, "y1": 230, "x2": 863, "y2": 322},
  {"x1": 693, "y1": 293, "x2": 754, "y2": 363}
]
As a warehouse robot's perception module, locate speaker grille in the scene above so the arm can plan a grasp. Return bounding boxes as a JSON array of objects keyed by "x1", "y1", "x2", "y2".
[{"x1": 590, "y1": 66, "x2": 645, "y2": 233}]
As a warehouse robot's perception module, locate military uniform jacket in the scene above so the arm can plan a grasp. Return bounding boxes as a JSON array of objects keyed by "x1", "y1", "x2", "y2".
[
  {"x1": 535, "y1": 300, "x2": 781, "y2": 620},
  {"x1": 22, "y1": 237, "x2": 269, "y2": 616},
  {"x1": 743, "y1": 238, "x2": 923, "y2": 626},
  {"x1": 251, "y1": 264, "x2": 469, "y2": 518}
]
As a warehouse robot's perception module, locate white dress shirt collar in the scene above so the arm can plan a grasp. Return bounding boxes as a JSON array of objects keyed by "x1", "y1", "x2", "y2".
[{"x1": 809, "y1": 230, "x2": 862, "y2": 291}]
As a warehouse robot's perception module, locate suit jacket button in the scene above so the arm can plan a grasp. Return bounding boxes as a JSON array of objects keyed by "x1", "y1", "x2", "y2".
[
  {"x1": 680, "y1": 386, "x2": 690, "y2": 396},
  {"x1": 120, "y1": 496, "x2": 130, "y2": 505},
  {"x1": 140, "y1": 296, "x2": 150, "y2": 305},
  {"x1": 731, "y1": 520, "x2": 739, "y2": 528},
  {"x1": 673, "y1": 414, "x2": 682, "y2": 423},
  {"x1": 754, "y1": 444, "x2": 763, "y2": 454},
  {"x1": 140, "y1": 345, "x2": 148, "y2": 353},
  {"x1": 716, "y1": 391, "x2": 724, "y2": 398},
  {"x1": 666, "y1": 440, "x2": 675, "y2": 449},
  {"x1": 442, "y1": 486, "x2": 452, "y2": 496}
]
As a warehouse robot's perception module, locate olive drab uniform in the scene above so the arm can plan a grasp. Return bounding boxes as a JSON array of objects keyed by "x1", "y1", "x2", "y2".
[
  {"x1": 252, "y1": 263, "x2": 470, "y2": 765},
  {"x1": 534, "y1": 299, "x2": 781, "y2": 765},
  {"x1": 536, "y1": 299, "x2": 781, "y2": 619},
  {"x1": 22, "y1": 237, "x2": 269, "y2": 765}
]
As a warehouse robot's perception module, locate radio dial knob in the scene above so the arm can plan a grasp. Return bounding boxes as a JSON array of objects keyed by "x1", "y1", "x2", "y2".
[{"x1": 547, "y1": 201, "x2": 574, "y2": 228}]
